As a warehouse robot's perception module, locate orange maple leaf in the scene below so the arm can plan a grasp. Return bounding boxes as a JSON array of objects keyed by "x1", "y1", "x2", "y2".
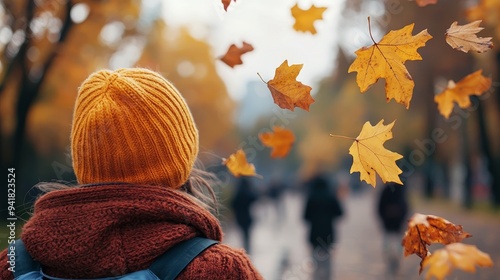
[
  {"x1": 434, "y1": 70, "x2": 492, "y2": 119},
  {"x1": 402, "y1": 213, "x2": 472, "y2": 273},
  {"x1": 331, "y1": 119, "x2": 403, "y2": 188},
  {"x1": 348, "y1": 19, "x2": 432, "y2": 109},
  {"x1": 445, "y1": 20, "x2": 493, "y2": 53},
  {"x1": 223, "y1": 149, "x2": 259, "y2": 177},
  {"x1": 422, "y1": 243, "x2": 493, "y2": 280},
  {"x1": 290, "y1": 4, "x2": 327, "y2": 34},
  {"x1": 221, "y1": 0, "x2": 234, "y2": 11},
  {"x1": 415, "y1": 0, "x2": 438, "y2": 7},
  {"x1": 219, "y1": 42, "x2": 254, "y2": 68},
  {"x1": 260, "y1": 60, "x2": 315, "y2": 111},
  {"x1": 259, "y1": 126, "x2": 295, "y2": 158}
]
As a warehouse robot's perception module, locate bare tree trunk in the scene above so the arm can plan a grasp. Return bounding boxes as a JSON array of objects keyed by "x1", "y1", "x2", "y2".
[{"x1": 11, "y1": 1, "x2": 73, "y2": 169}]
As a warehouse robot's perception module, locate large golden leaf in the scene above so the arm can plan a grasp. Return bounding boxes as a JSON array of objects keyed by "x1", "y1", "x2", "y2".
[
  {"x1": 348, "y1": 22, "x2": 432, "y2": 108},
  {"x1": 345, "y1": 120, "x2": 403, "y2": 188}
]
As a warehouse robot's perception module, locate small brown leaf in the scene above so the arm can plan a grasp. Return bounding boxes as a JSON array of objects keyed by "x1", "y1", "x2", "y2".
[
  {"x1": 221, "y1": 0, "x2": 234, "y2": 11},
  {"x1": 415, "y1": 0, "x2": 438, "y2": 7},
  {"x1": 445, "y1": 20, "x2": 493, "y2": 53},
  {"x1": 259, "y1": 126, "x2": 295, "y2": 158},
  {"x1": 219, "y1": 42, "x2": 254, "y2": 68},
  {"x1": 422, "y1": 243, "x2": 493, "y2": 280},
  {"x1": 402, "y1": 213, "x2": 472, "y2": 273}
]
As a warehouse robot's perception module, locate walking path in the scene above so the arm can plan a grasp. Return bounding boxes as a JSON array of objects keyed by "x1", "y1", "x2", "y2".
[{"x1": 223, "y1": 190, "x2": 500, "y2": 280}]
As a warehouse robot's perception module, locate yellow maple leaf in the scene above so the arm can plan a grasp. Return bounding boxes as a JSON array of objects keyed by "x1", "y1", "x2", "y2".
[
  {"x1": 445, "y1": 20, "x2": 493, "y2": 53},
  {"x1": 348, "y1": 20, "x2": 432, "y2": 109},
  {"x1": 290, "y1": 4, "x2": 327, "y2": 34},
  {"x1": 222, "y1": 149, "x2": 259, "y2": 178},
  {"x1": 332, "y1": 120, "x2": 403, "y2": 188},
  {"x1": 434, "y1": 70, "x2": 492, "y2": 119},
  {"x1": 422, "y1": 243, "x2": 493, "y2": 280},
  {"x1": 259, "y1": 126, "x2": 295, "y2": 158},
  {"x1": 261, "y1": 60, "x2": 315, "y2": 111}
]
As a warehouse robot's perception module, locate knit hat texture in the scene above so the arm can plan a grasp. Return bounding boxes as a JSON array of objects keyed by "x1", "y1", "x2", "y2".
[{"x1": 71, "y1": 68, "x2": 199, "y2": 188}]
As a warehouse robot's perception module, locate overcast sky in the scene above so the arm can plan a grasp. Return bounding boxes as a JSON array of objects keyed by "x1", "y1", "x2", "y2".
[{"x1": 162, "y1": 0, "x2": 345, "y2": 100}]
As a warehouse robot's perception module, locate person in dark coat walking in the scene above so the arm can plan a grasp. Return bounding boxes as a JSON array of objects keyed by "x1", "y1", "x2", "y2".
[
  {"x1": 303, "y1": 174, "x2": 344, "y2": 280},
  {"x1": 377, "y1": 182, "x2": 409, "y2": 277},
  {"x1": 231, "y1": 177, "x2": 258, "y2": 254}
]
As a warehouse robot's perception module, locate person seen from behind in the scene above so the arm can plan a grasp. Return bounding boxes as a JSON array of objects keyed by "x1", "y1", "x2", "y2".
[
  {"x1": 0, "y1": 68, "x2": 263, "y2": 279},
  {"x1": 303, "y1": 173, "x2": 344, "y2": 280},
  {"x1": 376, "y1": 182, "x2": 409, "y2": 278}
]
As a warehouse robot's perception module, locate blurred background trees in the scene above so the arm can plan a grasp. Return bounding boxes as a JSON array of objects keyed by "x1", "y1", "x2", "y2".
[{"x1": 0, "y1": 0, "x2": 237, "y2": 217}]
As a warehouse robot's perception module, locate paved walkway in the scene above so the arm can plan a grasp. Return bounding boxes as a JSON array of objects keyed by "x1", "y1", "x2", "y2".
[{"x1": 223, "y1": 190, "x2": 500, "y2": 280}]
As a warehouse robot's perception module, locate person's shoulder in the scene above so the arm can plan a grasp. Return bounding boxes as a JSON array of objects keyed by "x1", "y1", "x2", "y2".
[{"x1": 180, "y1": 243, "x2": 263, "y2": 280}]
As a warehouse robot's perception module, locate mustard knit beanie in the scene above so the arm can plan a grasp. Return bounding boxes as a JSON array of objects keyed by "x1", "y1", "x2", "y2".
[{"x1": 71, "y1": 68, "x2": 199, "y2": 188}]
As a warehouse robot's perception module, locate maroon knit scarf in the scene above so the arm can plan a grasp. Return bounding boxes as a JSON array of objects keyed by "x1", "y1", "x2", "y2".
[{"x1": 20, "y1": 183, "x2": 223, "y2": 278}]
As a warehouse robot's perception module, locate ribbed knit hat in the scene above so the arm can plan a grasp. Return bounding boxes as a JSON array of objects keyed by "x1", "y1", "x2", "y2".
[{"x1": 71, "y1": 68, "x2": 199, "y2": 188}]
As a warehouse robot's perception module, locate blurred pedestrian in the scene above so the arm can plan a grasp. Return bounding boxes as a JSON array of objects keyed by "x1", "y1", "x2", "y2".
[
  {"x1": 377, "y1": 182, "x2": 409, "y2": 277},
  {"x1": 0, "y1": 68, "x2": 263, "y2": 279},
  {"x1": 303, "y1": 174, "x2": 344, "y2": 280},
  {"x1": 231, "y1": 177, "x2": 258, "y2": 254},
  {"x1": 268, "y1": 178, "x2": 286, "y2": 224}
]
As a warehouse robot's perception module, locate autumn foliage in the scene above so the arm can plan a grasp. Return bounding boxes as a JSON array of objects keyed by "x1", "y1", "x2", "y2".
[
  {"x1": 348, "y1": 20, "x2": 432, "y2": 109},
  {"x1": 402, "y1": 213, "x2": 492, "y2": 279}
]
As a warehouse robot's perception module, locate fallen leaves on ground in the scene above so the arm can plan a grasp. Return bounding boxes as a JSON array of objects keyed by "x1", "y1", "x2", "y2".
[
  {"x1": 290, "y1": 4, "x2": 327, "y2": 34},
  {"x1": 348, "y1": 20, "x2": 432, "y2": 109},
  {"x1": 223, "y1": 149, "x2": 259, "y2": 177},
  {"x1": 422, "y1": 243, "x2": 493, "y2": 280},
  {"x1": 331, "y1": 120, "x2": 403, "y2": 188},
  {"x1": 259, "y1": 126, "x2": 295, "y2": 158},
  {"x1": 402, "y1": 213, "x2": 472, "y2": 273},
  {"x1": 445, "y1": 20, "x2": 493, "y2": 53},
  {"x1": 434, "y1": 70, "x2": 492, "y2": 118},
  {"x1": 219, "y1": 42, "x2": 254, "y2": 68},
  {"x1": 260, "y1": 60, "x2": 314, "y2": 111}
]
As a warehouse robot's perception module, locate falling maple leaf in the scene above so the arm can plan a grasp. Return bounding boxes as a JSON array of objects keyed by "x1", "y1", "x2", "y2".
[
  {"x1": 445, "y1": 20, "x2": 493, "y2": 53},
  {"x1": 422, "y1": 243, "x2": 493, "y2": 280},
  {"x1": 414, "y1": 0, "x2": 438, "y2": 7},
  {"x1": 259, "y1": 60, "x2": 315, "y2": 111},
  {"x1": 259, "y1": 126, "x2": 295, "y2": 158},
  {"x1": 348, "y1": 19, "x2": 432, "y2": 109},
  {"x1": 402, "y1": 213, "x2": 472, "y2": 273},
  {"x1": 221, "y1": 0, "x2": 234, "y2": 11},
  {"x1": 434, "y1": 70, "x2": 492, "y2": 119},
  {"x1": 290, "y1": 4, "x2": 327, "y2": 34},
  {"x1": 331, "y1": 120, "x2": 403, "y2": 188},
  {"x1": 223, "y1": 149, "x2": 259, "y2": 178},
  {"x1": 219, "y1": 42, "x2": 254, "y2": 68}
]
